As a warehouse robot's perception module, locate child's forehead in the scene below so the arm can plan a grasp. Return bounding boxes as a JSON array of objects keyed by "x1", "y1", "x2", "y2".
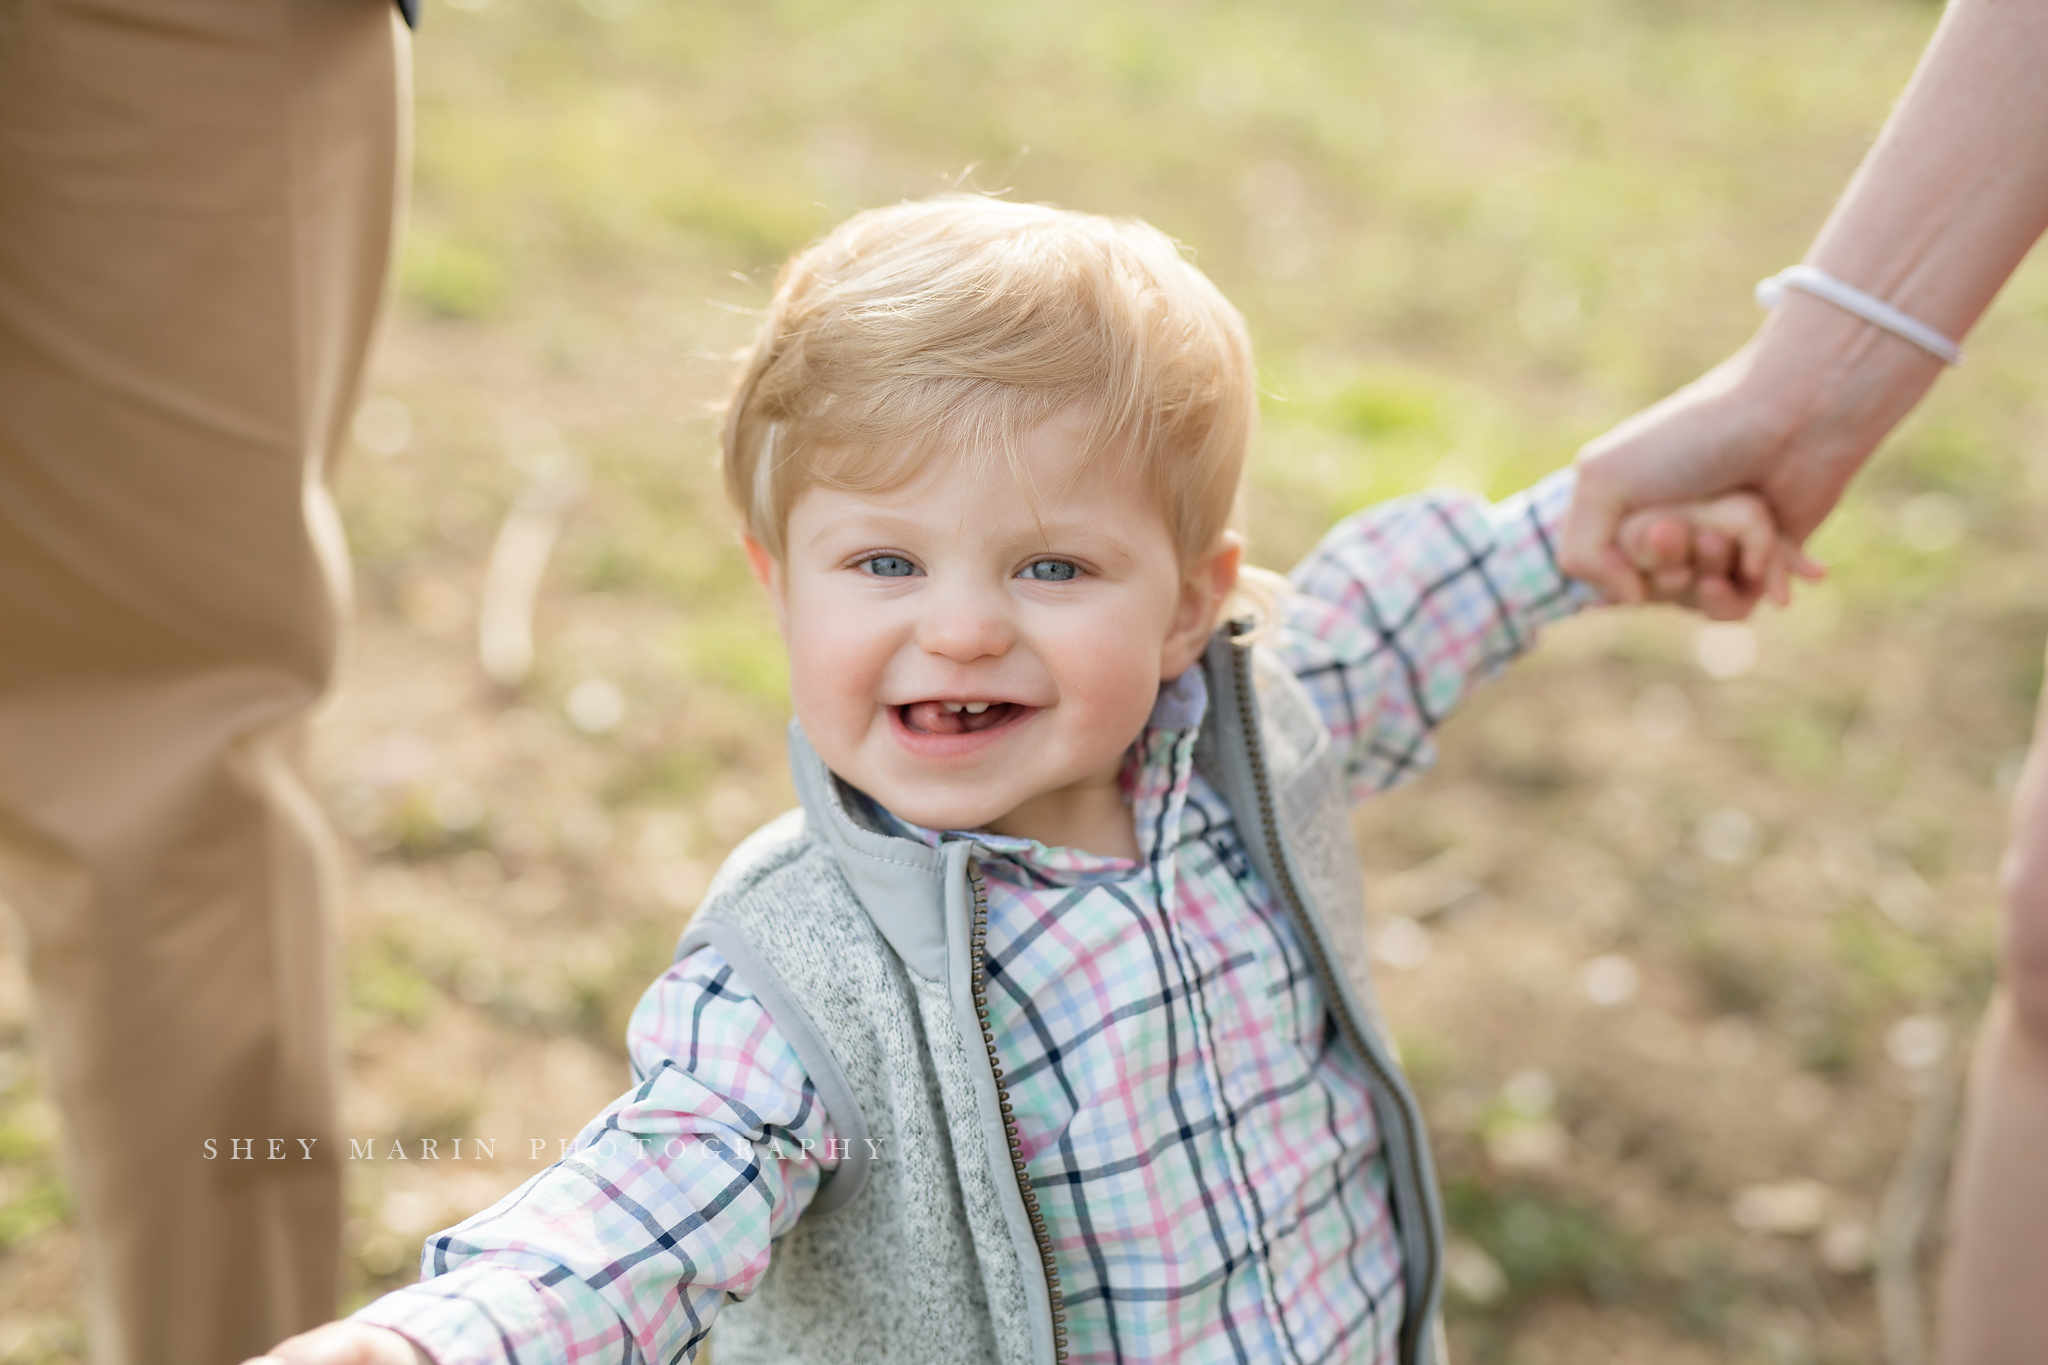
[
  {"x1": 809, "y1": 418, "x2": 1159, "y2": 519},
  {"x1": 786, "y1": 435, "x2": 1176, "y2": 560}
]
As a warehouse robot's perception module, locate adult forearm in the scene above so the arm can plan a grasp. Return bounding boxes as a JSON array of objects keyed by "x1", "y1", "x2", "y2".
[
  {"x1": 1569, "y1": 0, "x2": 2048, "y2": 587},
  {"x1": 1739, "y1": 0, "x2": 2048, "y2": 493},
  {"x1": 1809, "y1": 0, "x2": 2048, "y2": 336}
]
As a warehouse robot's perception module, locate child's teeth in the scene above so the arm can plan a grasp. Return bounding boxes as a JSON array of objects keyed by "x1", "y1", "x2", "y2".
[
  {"x1": 964, "y1": 702, "x2": 989, "y2": 714},
  {"x1": 942, "y1": 702, "x2": 964, "y2": 714}
]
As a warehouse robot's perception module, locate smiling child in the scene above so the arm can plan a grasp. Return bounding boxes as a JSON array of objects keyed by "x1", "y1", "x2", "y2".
[{"x1": 255, "y1": 195, "x2": 1803, "y2": 1365}]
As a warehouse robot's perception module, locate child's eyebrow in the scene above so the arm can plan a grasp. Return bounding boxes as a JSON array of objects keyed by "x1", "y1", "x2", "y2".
[
  {"x1": 807, "y1": 512, "x2": 1139, "y2": 562},
  {"x1": 1007, "y1": 520, "x2": 1138, "y2": 557},
  {"x1": 802, "y1": 510, "x2": 931, "y2": 550},
  {"x1": 802, "y1": 517, "x2": 1155, "y2": 573}
]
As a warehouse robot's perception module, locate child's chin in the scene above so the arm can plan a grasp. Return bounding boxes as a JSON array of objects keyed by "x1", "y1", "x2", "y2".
[
  {"x1": 888, "y1": 797, "x2": 1003, "y2": 835},
  {"x1": 862, "y1": 779, "x2": 1011, "y2": 835}
]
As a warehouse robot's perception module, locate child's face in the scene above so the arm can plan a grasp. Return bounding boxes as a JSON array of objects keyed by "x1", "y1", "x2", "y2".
[{"x1": 746, "y1": 408, "x2": 1238, "y2": 838}]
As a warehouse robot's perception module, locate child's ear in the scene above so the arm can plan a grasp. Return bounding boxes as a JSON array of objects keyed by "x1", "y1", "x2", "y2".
[
  {"x1": 741, "y1": 534, "x2": 791, "y2": 635},
  {"x1": 1160, "y1": 532, "x2": 1243, "y2": 680}
]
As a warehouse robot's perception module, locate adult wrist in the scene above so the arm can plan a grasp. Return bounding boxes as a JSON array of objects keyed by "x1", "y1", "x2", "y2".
[
  {"x1": 1729, "y1": 286, "x2": 1945, "y2": 473},
  {"x1": 1756, "y1": 266, "x2": 1963, "y2": 366}
]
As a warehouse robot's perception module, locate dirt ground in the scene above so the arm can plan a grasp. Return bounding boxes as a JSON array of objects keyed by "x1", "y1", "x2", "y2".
[
  {"x1": 0, "y1": 303, "x2": 2039, "y2": 1365},
  {"x1": 4, "y1": 1, "x2": 2046, "y2": 1361}
]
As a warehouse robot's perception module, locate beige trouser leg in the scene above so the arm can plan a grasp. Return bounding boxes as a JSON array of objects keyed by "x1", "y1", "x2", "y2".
[{"x1": 0, "y1": 3, "x2": 406, "y2": 1363}]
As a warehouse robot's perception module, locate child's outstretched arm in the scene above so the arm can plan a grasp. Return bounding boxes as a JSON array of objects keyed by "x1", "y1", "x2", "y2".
[
  {"x1": 1274, "y1": 468, "x2": 1821, "y2": 803},
  {"x1": 242, "y1": 949, "x2": 839, "y2": 1365},
  {"x1": 1279, "y1": 467, "x2": 1594, "y2": 799}
]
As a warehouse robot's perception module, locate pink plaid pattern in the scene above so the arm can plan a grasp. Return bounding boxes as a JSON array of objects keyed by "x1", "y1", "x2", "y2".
[
  {"x1": 948, "y1": 702, "x2": 1405, "y2": 1363},
  {"x1": 352, "y1": 469, "x2": 1589, "y2": 1365},
  {"x1": 354, "y1": 949, "x2": 841, "y2": 1364}
]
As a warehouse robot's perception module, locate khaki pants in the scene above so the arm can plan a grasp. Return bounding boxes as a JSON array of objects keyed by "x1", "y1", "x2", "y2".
[{"x1": 0, "y1": 3, "x2": 406, "y2": 1362}]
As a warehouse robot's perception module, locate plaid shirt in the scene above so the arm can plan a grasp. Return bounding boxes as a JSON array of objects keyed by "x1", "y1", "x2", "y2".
[{"x1": 354, "y1": 469, "x2": 1588, "y2": 1365}]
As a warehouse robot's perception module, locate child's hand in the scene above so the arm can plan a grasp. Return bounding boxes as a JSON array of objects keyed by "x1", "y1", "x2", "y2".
[
  {"x1": 239, "y1": 1322, "x2": 430, "y2": 1365},
  {"x1": 1615, "y1": 491, "x2": 1824, "y2": 620}
]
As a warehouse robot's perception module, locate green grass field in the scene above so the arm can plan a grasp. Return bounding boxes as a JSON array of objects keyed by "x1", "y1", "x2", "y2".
[{"x1": 7, "y1": 0, "x2": 2048, "y2": 1361}]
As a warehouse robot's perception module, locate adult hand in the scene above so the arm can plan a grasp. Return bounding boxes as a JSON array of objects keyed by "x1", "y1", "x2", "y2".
[
  {"x1": 1561, "y1": 303, "x2": 1940, "y2": 612},
  {"x1": 239, "y1": 1322, "x2": 431, "y2": 1365}
]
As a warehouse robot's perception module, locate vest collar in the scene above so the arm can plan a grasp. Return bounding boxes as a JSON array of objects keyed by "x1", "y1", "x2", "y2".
[{"x1": 787, "y1": 720, "x2": 953, "y2": 980}]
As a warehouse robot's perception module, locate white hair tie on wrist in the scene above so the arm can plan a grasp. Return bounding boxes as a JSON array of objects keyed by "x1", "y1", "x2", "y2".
[{"x1": 1755, "y1": 265, "x2": 1964, "y2": 367}]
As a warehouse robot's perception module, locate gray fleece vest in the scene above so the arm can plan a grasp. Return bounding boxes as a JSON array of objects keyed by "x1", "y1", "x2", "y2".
[{"x1": 675, "y1": 629, "x2": 1446, "y2": 1365}]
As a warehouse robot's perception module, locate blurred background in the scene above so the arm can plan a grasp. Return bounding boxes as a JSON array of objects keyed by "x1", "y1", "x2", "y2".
[{"x1": 3, "y1": 0, "x2": 2045, "y2": 1361}]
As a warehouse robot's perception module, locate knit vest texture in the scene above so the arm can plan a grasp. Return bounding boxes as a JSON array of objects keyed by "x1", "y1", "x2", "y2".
[{"x1": 675, "y1": 630, "x2": 1446, "y2": 1365}]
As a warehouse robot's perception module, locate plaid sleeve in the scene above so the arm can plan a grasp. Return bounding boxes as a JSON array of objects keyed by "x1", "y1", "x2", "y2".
[
  {"x1": 1274, "y1": 466, "x2": 1595, "y2": 799},
  {"x1": 349, "y1": 947, "x2": 838, "y2": 1365}
]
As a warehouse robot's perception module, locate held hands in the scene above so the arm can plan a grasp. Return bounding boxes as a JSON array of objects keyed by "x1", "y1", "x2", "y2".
[
  {"x1": 1560, "y1": 299, "x2": 1945, "y2": 615},
  {"x1": 239, "y1": 1323, "x2": 430, "y2": 1365},
  {"x1": 1613, "y1": 491, "x2": 1825, "y2": 621}
]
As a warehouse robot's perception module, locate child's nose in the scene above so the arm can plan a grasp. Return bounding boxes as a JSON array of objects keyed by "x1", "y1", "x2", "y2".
[{"x1": 913, "y1": 585, "x2": 1016, "y2": 663}]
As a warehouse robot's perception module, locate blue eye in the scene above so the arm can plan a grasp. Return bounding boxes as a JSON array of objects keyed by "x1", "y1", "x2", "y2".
[
  {"x1": 1019, "y1": 559, "x2": 1079, "y2": 582},
  {"x1": 861, "y1": 555, "x2": 919, "y2": 578}
]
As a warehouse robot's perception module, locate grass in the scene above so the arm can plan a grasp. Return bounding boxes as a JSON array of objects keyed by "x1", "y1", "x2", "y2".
[
  {"x1": 333, "y1": 0, "x2": 2048, "y2": 1356},
  {"x1": 285, "y1": 14, "x2": 2003, "y2": 1362},
  {"x1": 1445, "y1": 1177, "x2": 1641, "y2": 1308},
  {"x1": 13, "y1": 0, "x2": 2048, "y2": 1359}
]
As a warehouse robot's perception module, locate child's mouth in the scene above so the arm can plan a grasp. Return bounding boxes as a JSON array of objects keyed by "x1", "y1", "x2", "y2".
[{"x1": 899, "y1": 701, "x2": 1023, "y2": 735}]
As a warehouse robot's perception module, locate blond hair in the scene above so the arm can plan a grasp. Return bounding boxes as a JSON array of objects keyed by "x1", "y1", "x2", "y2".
[{"x1": 720, "y1": 195, "x2": 1257, "y2": 568}]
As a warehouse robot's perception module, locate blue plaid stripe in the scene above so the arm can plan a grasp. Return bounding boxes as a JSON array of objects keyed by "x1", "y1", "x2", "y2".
[
  {"x1": 1284, "y1": 469, "x2": 1590, "y2": 799},
  {"x1": 961, "y1": 718, "x2": 1404, "y2": 1364},
  {"x1": 352, "y1": 952, "x2": 839, "y2": 1364},
  {"x1": 352, "y1": 471, "x2": 1586, "y2": 1364}
]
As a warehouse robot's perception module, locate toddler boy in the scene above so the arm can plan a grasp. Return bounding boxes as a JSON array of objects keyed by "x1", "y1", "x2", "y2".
[{"x1": 254, "y1": 196, "x2": 1804, "y2": 1365}]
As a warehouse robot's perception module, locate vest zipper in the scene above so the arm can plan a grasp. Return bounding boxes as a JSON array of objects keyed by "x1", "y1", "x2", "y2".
[
  {"x1": 968, "y1": 861, "x2": 1070, "y2": 1364},
  {"x1": 1227, "y1": 637, "x2": 1441, "y2": 1363}
]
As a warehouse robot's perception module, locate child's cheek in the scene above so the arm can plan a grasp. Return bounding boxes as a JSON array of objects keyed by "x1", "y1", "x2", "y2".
[
  {"x1": 784, "y1": 592, "x2": 892, "y2": 734},
  {"x1": 1052, "y1": 610, "x2": 1177, "y2": 750}
]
